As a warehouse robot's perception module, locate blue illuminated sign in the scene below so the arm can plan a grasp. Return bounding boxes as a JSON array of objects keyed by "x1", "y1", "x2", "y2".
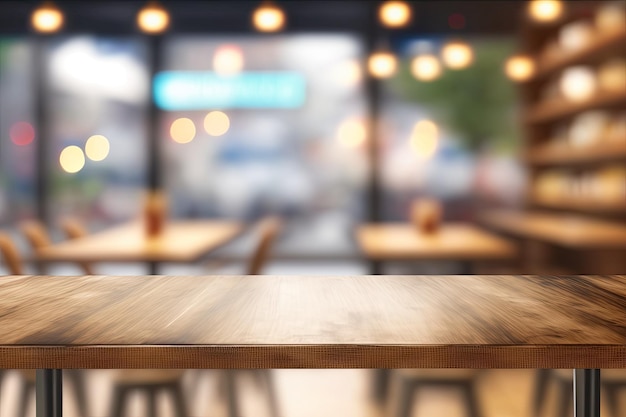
[{"x1": 153, "y1": 71, "x2": 307, "y2": 110}]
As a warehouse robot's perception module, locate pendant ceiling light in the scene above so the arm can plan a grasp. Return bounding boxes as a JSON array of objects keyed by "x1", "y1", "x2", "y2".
[
  {"x1": 379, "y1": 1, "x2": 412, "y2": 28},
  {"x1": 252, "y1": 1, "x2": 286, "y2": 33},
  {"x1": 31, "y1": 1, "x2": 64, "y2": 33},
  {"x1": 137, "y1": 1, "x2": 170, "y2": 34}
]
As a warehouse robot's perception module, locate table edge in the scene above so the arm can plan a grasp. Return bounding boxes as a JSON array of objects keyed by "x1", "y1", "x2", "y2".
[{"x1": 1, "y1": 344, "x2": 624, "y2": 369}]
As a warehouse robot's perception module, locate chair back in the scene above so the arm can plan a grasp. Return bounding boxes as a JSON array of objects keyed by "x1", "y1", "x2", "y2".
[
  {"x1": 246, "y1": 217, "x2": 281, "y2": 275},
  {"x1": 60, "y1": 218, "x2": 96, "y2": 275},
  {"x1": 0, "y1": 232, "x2": 25, "y2": 275},
  {"x1": 19, "y1": 220, "x2": 51, "y2": 252},
  {"x1": 60, "y1": 218, "x2": 89, "y2": 240}
]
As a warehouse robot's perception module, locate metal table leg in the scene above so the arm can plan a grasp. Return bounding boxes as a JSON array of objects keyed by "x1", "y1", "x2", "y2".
[
  {"x1": 36, "y1": 369, "x2": 62, "y2": 417},
  {"x1": 148, "y1": 261, "x2": 159, "y2": 275},
  {"x1": 369, "y1": 260, "x2": 382, "y2": 275},
  {"x1": 574, "y1": 369, "x2": 600, "y2": 417}
]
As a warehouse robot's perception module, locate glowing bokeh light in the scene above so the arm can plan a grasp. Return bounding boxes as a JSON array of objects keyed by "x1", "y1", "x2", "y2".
[
  {"x1": 252, "y1": 3, "x2": 285, "y2": 32},
  {"x1": 31, "y1": 3, "x2": 64, "y2": 33},
  {"x1": 59, "y1": 146, "x2": 85, "y2": 174},
  {"x1": 338, "y1": 119, "x2": 367, "y2": 148},
  {"x1": 379, "y1": 1, "x2": 412, "y2": 28},
  {"x1": 213, "y1": 45, "x2": 244, "y2": 76},
  {"x1": 528, "y1": 0, "x2": 563, "y2": 23},
  {"x1": 560, "y1": 67, "x2": 596, "y2": 102},
  {"x1": 368, "y1": 51, "x2": 398, "y2": 79},
  {"x1": 441, "y1": 41, "x2": 473, "y2": 69},
  {"x1": 505, "y1": 55, "x2": 536, "y2": 82},
  {"x1": 170, "y1": 118, "x2": 196, "y2": 143},
  {"x1": 204, "y1": 111, "x2": 230, "y2": 136},
  {"x1": 9, "y1": 122, "x2": 36, "y2": 146},
  {"x1": 137, "y1": 2, "x2": 170, "y2": 34},
  {"x1": 410, "y1": 120, "x2": 439, "y2": 159},
  {"x1": 411, "y1": 55, "x2": 442, "y2": 81},
  {"x1": 85, "y1": 135, "x2": 110, "y2": 161}
]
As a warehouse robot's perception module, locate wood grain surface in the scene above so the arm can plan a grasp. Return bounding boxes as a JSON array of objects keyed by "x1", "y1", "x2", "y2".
[
  {"x1": 356, "y1": 224, "x2": 517, "y2": 260},
  {"x1": 480, "y1": 211, "x2": 626, "y2": 249},
  {"x1": 0, "y1": 275, "x2": 624, "y2": 369},
  {"x1": 35, "y1": 220, "x2": 243, "y2": 263}
]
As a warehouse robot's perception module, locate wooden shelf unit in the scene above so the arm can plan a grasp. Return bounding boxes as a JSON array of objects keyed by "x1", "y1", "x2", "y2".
[
  {"x1": 526, "y1": 140, "x2": 626, "y2": 166},
  {"x1": 504, "y1": 1, "x2": 626, "y2": 273},
  {"x1": 533, "y1": 28, "x2": 626, "y2": 80},
  {"x1": 525, "y1": 89, "x2": 626, "y2": 124},
  {"x1": 530, "y1": 196, "x2": 626, "y2": 214}
]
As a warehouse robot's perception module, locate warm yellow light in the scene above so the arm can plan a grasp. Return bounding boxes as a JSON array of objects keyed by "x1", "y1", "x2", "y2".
[
  {"x1": 410, "y1": 120, "x2": 439, "y2": 159},
  {"x1": 505, "y1": 55, "x2": 536, "y2": 82},
  {"x1": 528, "y1": 0, "x2": 563, "y2": 23},
  {"x1": 204, "y1": 111, "x2": 230, "y2": 136},
  {"x1": 337, "y1": 119, "x2": 367, "y2": 148},
  {"x1": 85, "y1": 135, "x2": 110, "y2": 161},
  {"x1": 170, "y1": 118, "x2": 196, "y2": 144},
  {"x1": 213, "y1": 45, "x2": 244, "y2": 76},
  {"x1": 368, "y1": 52, "x2": 398, "y2": 79},
  {"x1": 59, "y1": 146, "x2": 85, "y2": 173},
  {"x1": 379, "y1": 1, "x2": 412, "y2": 28},
  {"x1": 411, "y1": 55, "x2": 442, "y2": 81},
  {"x1": 252, "y1": 3, "x2": 286, "y2": 32},
  {"x1": 137, "y1": 2, "x2": 170, "y2": 34},
  {"x1": 441, "y1": 41, "x2": 474, "y2": 69},
  {"x1": 31, "y1": 3, "x2": 64, "y2": 33}
]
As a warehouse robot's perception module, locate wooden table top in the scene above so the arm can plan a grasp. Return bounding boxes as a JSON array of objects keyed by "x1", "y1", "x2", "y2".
[
  {"x1": 356, "y1": 223, "x2": 517, "y2": 260},
  {"x1": 35, "y1": 220, "x2": 244, "y2": 263},
  {"x1": 480, "y1": 211, "x2": 626, "y2": 249},
  {"x1": 0, "y1": 274, "x2": 624, "y2": 369}
]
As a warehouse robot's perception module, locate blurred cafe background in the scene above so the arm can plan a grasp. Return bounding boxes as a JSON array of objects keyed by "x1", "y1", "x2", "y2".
[{"x1": 0, "y1": 1, "x2": 625, "y2": 416}]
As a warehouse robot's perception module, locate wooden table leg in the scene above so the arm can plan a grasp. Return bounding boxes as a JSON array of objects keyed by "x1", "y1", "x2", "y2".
[
  {"x1": 574, "y1": 369, "x2": 600, "y2": 417},
  {"x1": 36, "y1": 369, "x2": 62, "y2": 417}
]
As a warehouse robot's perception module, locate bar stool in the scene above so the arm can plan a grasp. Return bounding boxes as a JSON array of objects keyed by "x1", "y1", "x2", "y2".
[
  {"x1": 389, "y1": 369, "x2": 483, "y2": 417},
  {"x1": 0, "y1": 232, "x2": 89, "y2": 417},
  {"x1": 109, "y1": 370, "x2": 188, "y2": 417},
  {"x1": 534, "y1": 369, "x2": 626, "y2": 417},
  {"x1": 198, "y1": 217, "x2": 282, "y2": 417}
]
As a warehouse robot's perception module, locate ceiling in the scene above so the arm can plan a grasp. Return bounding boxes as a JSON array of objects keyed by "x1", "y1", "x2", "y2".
[{"x1": 0, "y1": 1, "x2": 526, "y2": 36}]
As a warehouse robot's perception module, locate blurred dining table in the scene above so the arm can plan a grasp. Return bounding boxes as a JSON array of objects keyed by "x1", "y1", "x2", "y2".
[
  {"x1": 36, "y1": 219, "x2": 244, "y2": 274},
  {"x1": 356, "y1": 223, "x2": 517, "y2": 274}
]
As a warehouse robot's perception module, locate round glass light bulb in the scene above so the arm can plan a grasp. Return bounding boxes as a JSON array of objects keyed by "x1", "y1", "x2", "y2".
[
  {"x1": 379, "y1": 1, "x2": 411, "y2": 28},
  {"x1": 137, "y1": 3, "x2": 170, "y2": 34},
  {"x1": 252, "y1": 4, "x2": 286, "y2": 32},
  {"x1": 528, "y1": 0, "x2": 563, "y2": 23},
  {"x1": 31, "y1": 4, "x2": 64, "y2": 33}
]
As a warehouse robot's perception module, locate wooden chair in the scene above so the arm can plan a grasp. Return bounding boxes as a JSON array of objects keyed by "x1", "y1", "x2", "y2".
[
  {"x1": 59, "y1": 218, "x2": 96, "y2": 275},
  {"x1": 0, "y1": 232, "x2": 25, "y2": 275},
  {"x1": 20, "y1": 219, "x2": 94, "y2": 275},
  {"x1": 389, "y1": 369, "x2": 483, "y2": 417},
  {"x1": 534, "y1": 369, "x2": 626, "y2": 417},
  {"x1": 199, "y1": 217, "x2": 282, "y2": 417},
  {"x1": 0, "y1": 232, "x2": 88, "y2": 417},
  {"x1": 246, "y1": 216, "x2": 282, "y2": 275}
]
